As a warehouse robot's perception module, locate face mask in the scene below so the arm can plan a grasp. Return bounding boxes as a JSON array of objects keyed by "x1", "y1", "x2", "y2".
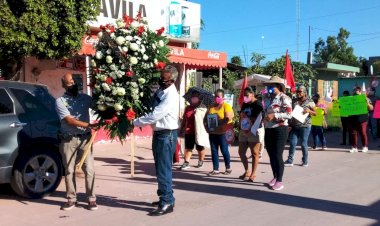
[
  {"x1": 158, "y1": 79, "x2": 171, "y2": 88},
  {"x1": 191, "y1": 97, "x2": 199, "y2": 105},
  {"x1": 215, "y1": 97, "x2": 224, "y2": 105},
  {"x1": 267, "y1": 86, "x2": 274, "y2": 94},
  {"x1": 66, "y1": 84, "x2": 79, "y2": 96},
  {"x1": 243, "y1": 96, "x2": 251, "y2": 103}
]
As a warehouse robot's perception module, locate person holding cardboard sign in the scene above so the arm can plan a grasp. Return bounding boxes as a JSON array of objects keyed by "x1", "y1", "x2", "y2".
[
  {"x1": 340, "y1": 91, "x2": 351, "y2": 146},
  {"x1": 310, "y1": 94, "x2": 328, "y2": 151},
  {"x1": 205, "y1": 89, "x2": 234, "y2": 176},
  {"x1": 238, "y1": 87, "x2": 263, "y2": 182},
  {"x1": 262, "y1": 76, "x2": 292, "y2": 191},
  {"x1": 285, "y1": 86, "x2": 315, "y2": 167},
  {"x1": 367, "y1": 87, "x2": 378, "y2": 140},
  {"x1": 348, "y1": 87, "x2": 373, "y2": 153}
]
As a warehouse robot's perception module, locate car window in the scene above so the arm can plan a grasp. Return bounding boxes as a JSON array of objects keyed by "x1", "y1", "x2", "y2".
[
  {"x1": 0, "y1": 88, "x2": 14, "y2": 114},
  {"x1": 10, "y1": 88, "x2": 49, "y2": 114}
]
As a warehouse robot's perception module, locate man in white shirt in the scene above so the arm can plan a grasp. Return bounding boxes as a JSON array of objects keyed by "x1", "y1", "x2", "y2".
[{"x1": 133, "y1": 65, "x2": 179, "y2": 216}]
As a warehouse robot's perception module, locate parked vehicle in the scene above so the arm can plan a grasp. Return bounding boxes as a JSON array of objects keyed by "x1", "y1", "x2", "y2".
[{"x1": 0, "y1": 81, "x2": 62, "y2": 198}]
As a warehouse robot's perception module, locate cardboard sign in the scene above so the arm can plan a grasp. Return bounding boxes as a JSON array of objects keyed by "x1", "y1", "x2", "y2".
[
  {"x1": 291, "y1": 105, "x2": 309, "y2": 123},
  {"x1": 250, "y1": 112, "x2": 262, "y2": 136},
  {"x1": 373, "y1": 100, "x2": 380, "y2": 119},
  {"x1": 332, "y1": 101, "x2": 340, "y2": 117},
  {"x1": 339, "y1": 94, "x2": 368, "y2": 116},
  {"x1": 311, "y1": 108, "x2": 324, "y2": 126}
]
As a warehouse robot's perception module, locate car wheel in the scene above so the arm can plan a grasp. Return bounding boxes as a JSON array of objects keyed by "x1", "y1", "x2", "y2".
[{"x1": 11, "y1": 149, "x2": 62, "y2": 199}]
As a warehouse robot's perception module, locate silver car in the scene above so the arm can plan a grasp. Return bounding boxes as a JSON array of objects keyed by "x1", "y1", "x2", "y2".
[{"x1": 0, "y1": 81, "x2": 62, "y2": 198}]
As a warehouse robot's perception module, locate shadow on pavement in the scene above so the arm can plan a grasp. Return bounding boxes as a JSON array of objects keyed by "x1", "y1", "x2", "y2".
[{"x1": 91, "y1": 156, "x2": 380, "y2": 224}]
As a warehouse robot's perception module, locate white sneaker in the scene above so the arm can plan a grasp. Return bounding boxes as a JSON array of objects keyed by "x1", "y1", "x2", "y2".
[
  {"x1": 349, "y1": 147, "x2": 358, "y2": 153},
  {"x1": 361, "y1": 147, "x2": 368, "y2": 153}
]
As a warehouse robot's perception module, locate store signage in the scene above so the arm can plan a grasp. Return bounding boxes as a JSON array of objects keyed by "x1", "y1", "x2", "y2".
[
  {"x1": 208, "y1": 52, "x2": 220, "y2": 60},
  {"x1": 89, "y1": 0, "x2": 201, "y2": 43},
  {"x1": 171, "y1": 48, "x2": 185, "y2": 56}
]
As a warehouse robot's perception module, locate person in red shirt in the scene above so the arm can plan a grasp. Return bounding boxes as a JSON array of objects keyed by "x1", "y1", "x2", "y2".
[{"x1": 179, "y1": 91, "x2": 209, "y2": 169}]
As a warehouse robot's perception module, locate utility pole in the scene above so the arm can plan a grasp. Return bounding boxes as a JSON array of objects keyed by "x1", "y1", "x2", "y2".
[
  {"x1": 296, "y1": 0, "x2": 300, "y2": 61},
  {"x1": 307, "y1": 26, "x2": 313, "y2": 64}
]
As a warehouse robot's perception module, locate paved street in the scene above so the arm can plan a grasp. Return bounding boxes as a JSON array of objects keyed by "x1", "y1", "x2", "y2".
[{"x1": 1, "y1": 130, "x2": 380, "y2": 226}]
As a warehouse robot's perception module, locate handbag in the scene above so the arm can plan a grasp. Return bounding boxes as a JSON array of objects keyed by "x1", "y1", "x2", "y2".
[{"x1": 322, "y1": 117, "x2": 328, "y2": 129}]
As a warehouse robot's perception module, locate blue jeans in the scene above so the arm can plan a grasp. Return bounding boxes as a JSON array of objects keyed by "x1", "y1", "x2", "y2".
[
  {"x1": 152, "y1": 129, "x2": 177, "y2": 206},
  {"x1": 311, "y1": 126, "x2": 327, "y2": 147},
  {"x1": 209, "y1": 134, "x2": 231, "y2": 171},
  {"x1": 288, "y1": 126, "x2": 311, "y2": 164}
]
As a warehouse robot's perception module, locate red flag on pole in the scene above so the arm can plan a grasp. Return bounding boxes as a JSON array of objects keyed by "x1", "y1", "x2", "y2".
[
  {"x1": 284, "y1": 50, "x2": 296, "y2": 92},
  {"x1": 238, "y1": 73, "x2": 248, "y2": 108}
]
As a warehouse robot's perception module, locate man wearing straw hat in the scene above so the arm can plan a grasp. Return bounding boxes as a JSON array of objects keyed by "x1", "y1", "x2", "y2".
[
  {"x1": 55, "y1": 73, "x2": 98, "y2": 211},
  {"x1": 133, "y1": 65, "x2": 179, "y2": 216}
]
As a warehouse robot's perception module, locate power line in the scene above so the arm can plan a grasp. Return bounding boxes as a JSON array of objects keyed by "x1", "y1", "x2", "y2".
[
  {"x1": 311, "y1": 26, "x2": 380, "y2": 37},
  {"x1": 226, "y1": 35, "x2": 380, "y2": 58},
  {"x1": 202, "y1": 5, "x2": 380, "y2": 36}
]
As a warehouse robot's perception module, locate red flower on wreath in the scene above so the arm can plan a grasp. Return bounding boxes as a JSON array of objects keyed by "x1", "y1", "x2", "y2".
[
  {"x1": 105, "y1": 24, "x2": 115, "y2": 33},
  {"x1": 137, "y1": 26, "x2": 145, "y2": 36},
  {"x1": 156, "y1": 62, "x2": 166, "y2": 70},
  {"x1": 156, "y1": 27, "x2": 165, "y2": 35},
  {"x1": 123, "y1": 15, "x2": 133, "y2": 27},
  {"x1": 136, "y1": 11, "x2": 142, "y2": 20},
  {"x1": 125, "y1": 71, "x2": 134, "y2": 77},
  {"x1": 106, "y1": 77, "x2": 113, "y2": 85},
  {"x1": 125, "y1": 108, "x2": 136, "y2": 121},
  {"x1": 112, "y1": 116, "x2": 119, "y2": 123},
  {"x1": 105, "y1": 119, "x2": 112, "y2": 125}
]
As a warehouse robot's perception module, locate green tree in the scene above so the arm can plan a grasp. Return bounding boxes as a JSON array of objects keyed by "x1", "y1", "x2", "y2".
[
  {"x1": 230, "y1": 56, "x2": 243, "y2": 66},
  {"x1": 313, "y1": 27, "x2": 358, "y2": 66},
  {"x1": 250, "y1": 52, "x2": 265, "y2": 73},
  {"x1": 0, "y1": 0, "x2": 100, "y2": 78},
  {"x1": 264, "y1": 55, "x2": 315, "y2": 87}
]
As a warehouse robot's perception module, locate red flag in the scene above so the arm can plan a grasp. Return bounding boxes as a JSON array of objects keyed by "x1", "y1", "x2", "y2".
[
  {"x1": 238, "y1": 74, "x2": 248, "y2": 107},
  {"x1": 284, "y1": 50, "x2": 296, "y2": 92}
]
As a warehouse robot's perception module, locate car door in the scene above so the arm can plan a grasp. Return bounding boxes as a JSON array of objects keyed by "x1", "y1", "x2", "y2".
[
  {"x1": 9, "y1": 87, "x2": 60, "y2": 140},
  {"x1": 0, "y1": 88, "x2": 29, "y2": 183}
]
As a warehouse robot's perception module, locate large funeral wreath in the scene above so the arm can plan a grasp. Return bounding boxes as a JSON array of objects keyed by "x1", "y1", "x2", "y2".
[{"x1": 90, "y1": 12, "x2": 170, "y2": 140}]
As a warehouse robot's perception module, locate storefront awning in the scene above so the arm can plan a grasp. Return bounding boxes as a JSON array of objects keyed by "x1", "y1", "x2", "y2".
[
  {"x1": 168, "y1": 46, "x2": 227, "y2": 69},
  {"x1": 78, "y1": 38, "x2": 227, "y2": 70}
]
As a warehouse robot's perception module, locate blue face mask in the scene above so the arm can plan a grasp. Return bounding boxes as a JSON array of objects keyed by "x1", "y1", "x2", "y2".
[{"x1": 267, "y1": 86, "x2": 275, "y2": 94}]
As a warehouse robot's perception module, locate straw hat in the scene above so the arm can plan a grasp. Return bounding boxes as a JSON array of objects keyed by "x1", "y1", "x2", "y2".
[{"x1": 263, "y1": 76, "x2": 285, "y2": 92}]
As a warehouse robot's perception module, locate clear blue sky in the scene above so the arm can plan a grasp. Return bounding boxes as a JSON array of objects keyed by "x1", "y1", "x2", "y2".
[{"x1": 191, "y1": 0, "x2": 380, "y2": 66}]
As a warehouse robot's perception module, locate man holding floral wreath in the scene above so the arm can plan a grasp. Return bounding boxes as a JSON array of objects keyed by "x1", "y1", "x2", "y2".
[
  {"x1": 55, "y1": 73, "x2": 98, "y2": 211},
  {"x1": 133, "y1": 65, "x2": 179, "y2": 216}
]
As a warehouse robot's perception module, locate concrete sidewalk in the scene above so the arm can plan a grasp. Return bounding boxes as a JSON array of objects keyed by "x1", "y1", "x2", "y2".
[{"x1": 0, "y1": 130, "x2": 379, "y2": 226}]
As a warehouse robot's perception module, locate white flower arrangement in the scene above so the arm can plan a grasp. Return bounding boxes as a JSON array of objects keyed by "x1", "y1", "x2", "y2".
[{"x1": 91, "y1": 12, "x2": 170, "y2": 140}]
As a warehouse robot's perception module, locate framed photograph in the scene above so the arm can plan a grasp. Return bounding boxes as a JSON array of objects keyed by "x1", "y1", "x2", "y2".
[{"x1": 207, "y1": 114, "x2": 218, "y2": 131}]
